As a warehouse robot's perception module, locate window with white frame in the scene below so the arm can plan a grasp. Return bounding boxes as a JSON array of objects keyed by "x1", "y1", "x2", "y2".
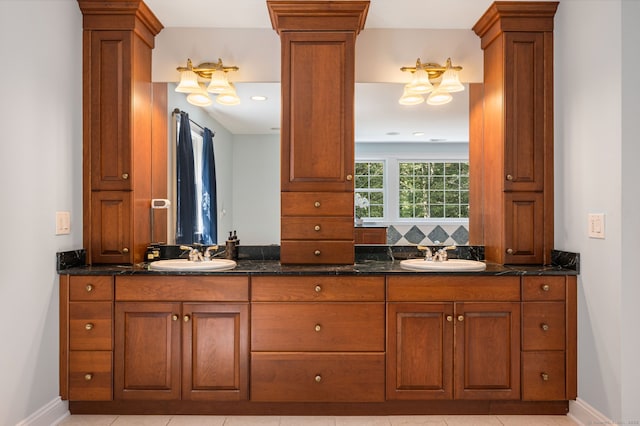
[{"x1": 354, "y1": 161, "x2": 385, "y2": 219}]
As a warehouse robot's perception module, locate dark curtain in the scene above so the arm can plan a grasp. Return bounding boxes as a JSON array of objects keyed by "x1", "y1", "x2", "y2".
[
  {"x1": 176, "y1": 112, "x2": 196, "y2": 244},
  {"x1": 201, "y1": 127, "x2": 217, "y2": 245}
]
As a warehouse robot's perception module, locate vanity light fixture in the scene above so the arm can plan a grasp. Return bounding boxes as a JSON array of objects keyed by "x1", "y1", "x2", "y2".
[
  {"x1": 399, "y1": 58, "x2": 464, "y2": 106},
  {"x1": 176, "y1": 58, "x2": 240, "y2": 106}
]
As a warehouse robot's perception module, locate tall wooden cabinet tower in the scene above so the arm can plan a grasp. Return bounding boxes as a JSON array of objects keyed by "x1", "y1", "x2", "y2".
[
  {"x1": 78, "y1": 1, "x2": 163, "y2": 264},
  {"x1": 471, "y1": 2, "x2": 558, "y2": 265},
  {"x1": 268, "y1": 1, "x2": 370, "y2": 265}
]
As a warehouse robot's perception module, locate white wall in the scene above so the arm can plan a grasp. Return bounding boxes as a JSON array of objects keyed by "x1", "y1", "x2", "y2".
[
  {"x1": 0, "y1": 1, "x2": 82, "y2": 425},
  {"x1": 231, "y1": 134, "x2": 280, "y2": 244},
  {"x1": 555, "y1": 0, "x2": 640, "y2": 421}
]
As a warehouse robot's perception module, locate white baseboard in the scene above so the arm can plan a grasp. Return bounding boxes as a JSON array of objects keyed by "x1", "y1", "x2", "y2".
[
  {"x1": 15, "y1": 397, "x2": 69, "y2": 426},
  {"x1": 569, "y1": 398, "x2": 617, "y2": 426}
]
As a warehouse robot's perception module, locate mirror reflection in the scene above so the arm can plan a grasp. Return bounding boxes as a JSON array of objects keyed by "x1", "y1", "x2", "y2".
[{"x1": 167, "y1": 82, "x2": 469, "y2": 246}]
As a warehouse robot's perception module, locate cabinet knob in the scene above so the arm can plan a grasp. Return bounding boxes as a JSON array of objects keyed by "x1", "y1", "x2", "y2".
[
  {"x1": 84, "y1": 373, "x2": 93, "y2": 381},
  {"x1": 457, "y1": 315, "x2": 464, "y2": 322},
  {"x1": 506, "y1": 174, "x2": 513, "y2": 181},
  {"x1": 446, "y1": 315, "x2": 453, "y2": 322},
  {"x1": 541, "y1": 284, "x2": 550, "y2": 292},
  {"x1": 315, "y1": 324, "x2": 322, "y2": 332},
  {"x1": 314, "y1": 250, "x2": 321, "y2": 256},
  {"x1": 541, "y1": 323, "x2": 550, "y2": 331},
  {"x1": 541, "y1": 372, "x2": 550, "y2": 381},
  {"x1": 122, "y1": 173, "x2": 129, "y2": 180},
  {"x1": 315, "y1": 375, "x2": 322, "y2": 383},
  {"x1": 315, "y1": 285, "x2": 322, "y2": 293},
  {"x1": 506, "y1": 248, "x2": 514, "y2": 255},
  {"x1": 314, "y1": 201, "x2": 321, "y2": 208},
  {"x1": 183, "y1": 315, "x2": 191, "y2": 322},
  {"x1": 172, "y1": 314, "x2": 179, "y2": 321},
  {"x1": 122, "y1": 247, "x2": 129, "y2": 254},
  {"x1": 314, "y1": 225, "x2": 321, "y2": 231},
  {"x1": 346, "y1": 174, "x2": 353, "y2": 181},
  {"x1": 85, "y1": 284, "x2": 94, "y2": 292},
  {"x1": 84, "y1": 323, "x2": 94, "y2": 330}
]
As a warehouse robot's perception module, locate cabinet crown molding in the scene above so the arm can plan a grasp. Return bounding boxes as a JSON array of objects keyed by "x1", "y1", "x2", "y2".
[
  {"x1": 267, "y1": 0, "x2": 369, "y2": 34},
  {"x1": 473, "y1": 1, "x2": 558, "y2": 44}
]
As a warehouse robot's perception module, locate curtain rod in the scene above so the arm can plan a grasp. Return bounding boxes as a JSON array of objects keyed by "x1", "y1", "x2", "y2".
[{"x1": 172, "y1": 107, "x2": 205, "y2": 132}]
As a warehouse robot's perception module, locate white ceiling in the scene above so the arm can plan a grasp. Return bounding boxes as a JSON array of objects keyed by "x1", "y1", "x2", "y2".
[{"x1": 144, "y1": 0, "x2": 553, "y2": 142}]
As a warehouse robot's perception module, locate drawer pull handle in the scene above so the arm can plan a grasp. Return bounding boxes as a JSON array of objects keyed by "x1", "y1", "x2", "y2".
[
  {"x1": 506, "y1": 248, "x2": 514, "y2": 255},
  {"x1": 446, "y1": 315, "x2": 453, "y2": 322},
  {"x1": 85, "y1": 323, "x2": 94, "y2": 330},
  {"x1": 172, "y1": 314, "x2": 179, "y2": 321},
  {"x1": 315, "y1": 285, "x2": 322, "y2": 293},
  {"x1": 314, "y1": 201, "x2": 321, "y2": 208},
  {"x1": 122, "y1": 173, "x2": 129, "y2": 180},
  {"x1": 84, "y1": 373, "x2": 93, "y2": 381},
  {"x1": 541, "y1": 284, "x2": 550, "y2": 292},
  {"x1": 541, "y1": 323, "x2": 550, "y2": 331},
  {"x1": 85, "y1": 284, "x2": 94, "y2": 292},
  {"x1": 122, "y1": 247, "x2": 129, "y2": 254},
  {"x1": 541, "y1": 372, "x2": 549, "y2": 381},
  {"x1": 183, "y1": 315, "x2": 191, "y2": 322},
  {"x1": 314, "y1": 225, "x2": 321, "y2": 231},
  {"x1": 346, "y1": 174, "x2": 353, "y2": 181},
  {"x1": 457, "y1": 315, "x2": 464, "y2": 322},
  {"x1": 314, "y1": 250, "x2": 321, "y2": 256},
  {"x1": 315, "y1": 324, "x2": 322, "y2": 332},
  {"x1": 315, "y1": 375, "x2": 322, "y2": 383},
  {"x1": 506, "y1": 174, "x2": 514, "y2": 181}
]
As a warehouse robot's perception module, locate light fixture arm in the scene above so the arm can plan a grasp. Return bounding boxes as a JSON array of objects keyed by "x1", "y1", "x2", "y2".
[
  {"x1": 176, "y1": 58, "x2": 239, "y2": 79},
  {"x1": 400, "y1": 57, "x2": 462, "y2": 80}
]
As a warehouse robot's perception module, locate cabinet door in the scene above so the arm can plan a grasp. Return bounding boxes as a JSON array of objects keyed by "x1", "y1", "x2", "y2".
[
  {"x1": 504, "y1": 192, "x2": 544, "y2": 264},
  {"x1": 89, "y1": 31, "x2": 132, "y2": 191},
  {"x1": 454, "y1": 302, "x2": 521, "y2": 400},
  {"x1": 91, "y1": 191, "x2": 132, "y2": 264},
  {"x1": 387, "y1": 303, "x2": 454, "y2": 400},
  {"x1": 114, "y1": 302, "x2": 181, "y2": 400},
  {"x1": 182, "y1": 303, "x2": 249, "y2": 401},
  {"x1": 280, "y1": 31, "x2": 355, "y2": 192}
]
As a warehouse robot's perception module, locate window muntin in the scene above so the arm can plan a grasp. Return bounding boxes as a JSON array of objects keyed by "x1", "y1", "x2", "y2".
[{"x1": 354, "y1": 161, "x2": 385, "y2": 219}]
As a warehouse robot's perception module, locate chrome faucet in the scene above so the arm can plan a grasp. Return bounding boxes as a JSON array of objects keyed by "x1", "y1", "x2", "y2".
[
  {"x1": 417, "y1": 245, "x2": 433, "y2": 261},
  {"x1": 203, "y1": 245, "x2": 219, "y2": 260},
  {"x1": 417, "y1": 245, "x2": 456, "y2": 262},
  {"x1": 180, "y1": 245, "x2": 204, "y2": 262}
]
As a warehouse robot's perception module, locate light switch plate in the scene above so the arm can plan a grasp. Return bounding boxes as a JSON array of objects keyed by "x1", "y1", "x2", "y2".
[
  {"x1": 56, "y1": 211, "x2": 71, "y2": 235},
  {"x1": 588, "y1": 213, "x2": 605, "y2": 239}
]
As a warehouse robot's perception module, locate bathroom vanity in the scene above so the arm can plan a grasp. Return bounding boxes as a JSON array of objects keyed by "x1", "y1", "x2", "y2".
[{"x1": 59, "y1": 259, "x2": 577, "y2": 415}]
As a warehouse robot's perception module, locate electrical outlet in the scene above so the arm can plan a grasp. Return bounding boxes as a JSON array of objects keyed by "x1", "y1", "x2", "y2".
[
  {"x1": 56, "y1": 211, "x2": 71, "y2": 235},
  {"x1": 588, "y1": 213, "x2": 605, "y2": 239}
]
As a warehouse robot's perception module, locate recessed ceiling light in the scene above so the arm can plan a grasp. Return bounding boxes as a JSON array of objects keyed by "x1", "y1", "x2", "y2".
[
  {"x1": 251, "y1": 95, "x2": 268, "y2": 101},
  {"x1": 270, "y1": 127, "x2": 280, "y2": 131},
  {"x1": 413, "y1": 131, "x2": 425, "y2": 137},
  {"x1": 386, "y1": 131, "x2": 400, "y2": 136},
  {"x1": 429, "y1": 138, "x2": 447, "y2": 142}
]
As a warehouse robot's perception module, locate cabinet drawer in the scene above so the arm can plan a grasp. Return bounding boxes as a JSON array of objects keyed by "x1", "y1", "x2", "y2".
[
  {"x1": 69, "y1": 276, "x2": 113, "y2": 301},
  {"x1": 522, "y1": 351, "x2": 566, "y2": 401},
  {"x1": 282, "y1": 192, "x2": 353, "y2": 216},
  {"x1": 387, "y1": 276, "x2": 521, "y2": 302},
  {"x1": 69, "y1": 351, "x2": 113, "y2": 401},
  {"x1": 280, "y1": 240, "x2": 354, "y2": 264},
  {"x1": 252, "y1": 276, "x2": 385, "y2": 302},
  {"x1": 251, "y1": 352, "x2": 385, "y2": 402},
  {"x1": 522, "y1": 276, "x2": 566, "y2": 301},
  {"x1": 522, "y1": 302, "x2": 565, "y2": 351},
  {"x1": 115, "y1": 276, "x2": 249, "y2": 301},
  {"x1": 69, "y1": 302, "x2": 113, "y2": 350},
  {"x1": 354, "y1": 227, "x2": 387, "y2": 244},
  {"x1": 281, "y1": 217, "x2": 354, "y2": 240},
  {"x1": 252, "y1": 303, "x2": 384, "y2": 351}
]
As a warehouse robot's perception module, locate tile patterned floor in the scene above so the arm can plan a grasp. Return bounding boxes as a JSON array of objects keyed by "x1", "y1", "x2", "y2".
[{"x1": 57, "y1": 414, "x2": 580, "y2": 426}]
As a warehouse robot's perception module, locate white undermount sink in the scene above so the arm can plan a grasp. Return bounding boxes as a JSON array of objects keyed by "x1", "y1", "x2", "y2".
[
  {"x1": 399, "y1": 258, "x2": 487, "y2": 272},
  {"x1": 149, "y1": 258, "x2": 237, "y2": 272}
]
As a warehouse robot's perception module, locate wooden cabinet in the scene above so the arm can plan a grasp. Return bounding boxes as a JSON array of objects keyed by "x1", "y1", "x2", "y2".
[
  {"x1": 521, "y1": 275, "x2": 577, "y2": 401},
  {"x1": 387, "y1": 276, "x2": 521, "y2": 400},
  {"x1": 471, "y1": 3, "x2": 558, "y2": 264},
  {"x1": 60, "y1": 275, "x2": 114, "y2": 401},
  {"x1": 113, "y1": 276, "x2": 249, "y2": 401},
  {"x1": 268, "y1": 1, "x2": 369, "y2": 264},
  {"x1": 250, "y1": 275, "x2": 385, "y2": 402},
  {"x1": 78, "y1": 2, "x2": 163, "y2": 264},
  {"x1": 354, "y1": 226, "x2": 387, "y2": 244}
]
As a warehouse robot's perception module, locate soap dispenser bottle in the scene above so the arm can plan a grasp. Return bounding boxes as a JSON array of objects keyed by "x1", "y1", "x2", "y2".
[{"x1": 225, "y1": 231, "x2": 238, "y2": 260}]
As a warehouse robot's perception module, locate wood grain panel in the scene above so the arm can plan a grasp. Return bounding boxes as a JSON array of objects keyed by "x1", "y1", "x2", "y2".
[
  {"x1": 115, "y1": 276, "x2": 249, "y2": 302},
  {"x1": 251, "y1": 276, "x2": 384, "y2": 302},
  {"x1": 522, "y1": 302, "x2": 565, "y2": 351},
  {"x1": 387, "y1": 276, "x2": 520, "y2": 302}
]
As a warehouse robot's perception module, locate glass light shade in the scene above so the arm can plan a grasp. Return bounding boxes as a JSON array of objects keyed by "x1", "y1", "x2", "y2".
[
  {"x1": 438, "y1": 68, "x2": 465, "y2": 93},
  {"x1": 175, "y1": 69, "x2": 200, "y2": 93},
  {"x1": 207, "y1": 70, "x2": 231, "y2": 94},
  {"x1": 427, "y1": 87, "x2": 453, "y2": 105},
  {"x1": 398, "y1": 84, "x2": 425, "y2": 105},
  {"x1": 216, "y1": 84, "x2": 240, "y2": 106},
  {"x1": 186, "y1": 84, "x2": 212, "y2": 107},
  {"x1": 406, "y1": 68, "x2": 433, "y2": 94}
]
